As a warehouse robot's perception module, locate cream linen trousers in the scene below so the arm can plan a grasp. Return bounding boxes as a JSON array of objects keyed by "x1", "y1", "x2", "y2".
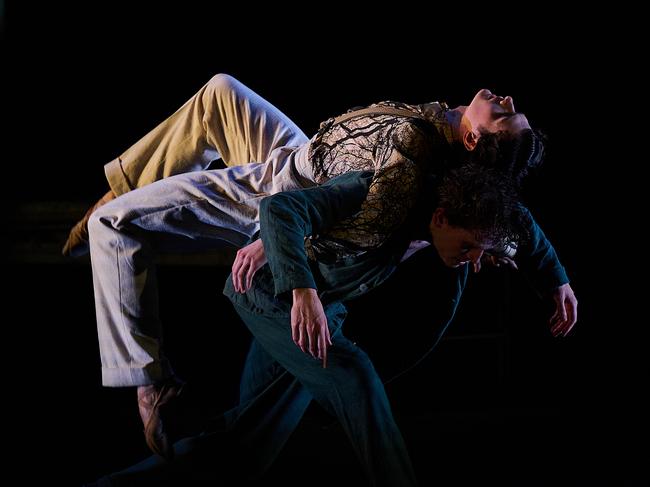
[{"x1": 88, "y1": 74, "x2": 314, "y2": 386}]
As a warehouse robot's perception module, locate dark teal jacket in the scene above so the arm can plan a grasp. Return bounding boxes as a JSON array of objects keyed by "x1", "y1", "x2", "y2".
[{"x1": 224, "y1": 171, "x2": 568, "y2": 313}]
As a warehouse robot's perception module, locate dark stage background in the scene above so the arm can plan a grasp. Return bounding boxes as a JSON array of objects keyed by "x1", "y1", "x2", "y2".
[{"x1": 4, "y1": 7, "x2": 644, "y2": 486}]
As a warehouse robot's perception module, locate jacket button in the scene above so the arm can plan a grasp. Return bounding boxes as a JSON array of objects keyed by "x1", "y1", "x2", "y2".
[{"x1": 359, "y1": 283, "x2": 369, "y2": 292}]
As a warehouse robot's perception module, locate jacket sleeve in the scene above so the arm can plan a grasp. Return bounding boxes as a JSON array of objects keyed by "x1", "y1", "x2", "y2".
[
  {"x1": 516, "y1": 207, "x2": 570, "y2": 292},
  {"x1": 260, "y1": 171, "x2": 373, "y2": 296}
]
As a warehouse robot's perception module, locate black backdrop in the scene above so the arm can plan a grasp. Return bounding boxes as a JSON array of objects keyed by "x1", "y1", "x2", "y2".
[{"x1": 4, "y1": 6, "x2": 645, "y2": 486}]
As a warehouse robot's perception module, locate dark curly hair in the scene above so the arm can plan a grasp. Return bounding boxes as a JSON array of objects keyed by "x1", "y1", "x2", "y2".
[{"x1": 435, "y1": 163, "x2": 528, "y2": 248}]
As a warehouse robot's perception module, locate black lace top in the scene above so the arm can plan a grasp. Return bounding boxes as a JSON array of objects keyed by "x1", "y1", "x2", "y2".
[{"x1": 306, "y1": 101, "x2": 452, "y2": 258}]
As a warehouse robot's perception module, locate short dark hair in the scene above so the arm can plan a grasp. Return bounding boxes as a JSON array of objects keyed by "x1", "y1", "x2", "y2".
[
  {"x1": 444, "y1": 128, "x2": 547, "y2": 190},
  {"x1": 468, "y1": 128, "x2": 547, "y2": 187},
  {"x1": 436, "y1": 163, "x2": 527, "y2": 247}
]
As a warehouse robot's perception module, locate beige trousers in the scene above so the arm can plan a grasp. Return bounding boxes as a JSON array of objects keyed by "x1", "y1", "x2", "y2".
[
  {"x1": 89, "y1": 73, "x2": 314, "y2": 386},
  {"x1": 104, "y1": 73, "x2": 311, "y2": 195}
]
